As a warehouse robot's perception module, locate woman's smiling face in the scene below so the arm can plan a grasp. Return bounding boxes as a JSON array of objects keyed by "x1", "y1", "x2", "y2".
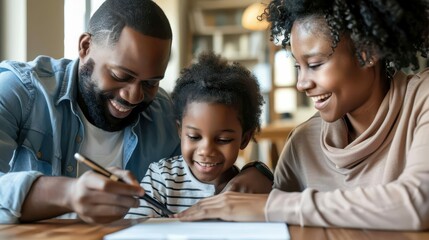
[{"x1": 290, "y1": 17, "x2": 378, "y2": 123}]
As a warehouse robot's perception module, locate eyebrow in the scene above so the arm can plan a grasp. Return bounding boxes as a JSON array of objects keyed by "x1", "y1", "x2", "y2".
[
  {"x1": 291, "y1": 52, "x2": 331, "y2": 60},
  {"x1": 185, "y1": 125, "x2": 236, "y2": 133},
  {"x1": 291, "y1": 48, "x2": 335, "y2": 61},
  {"x1": 111, "y1": 65, "x2": 164, "y2": 80}
]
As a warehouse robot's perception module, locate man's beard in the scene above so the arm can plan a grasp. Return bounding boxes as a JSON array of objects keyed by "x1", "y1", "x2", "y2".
[{"x1": 77, "y1": 59, "x2": 150, "y2": 132}]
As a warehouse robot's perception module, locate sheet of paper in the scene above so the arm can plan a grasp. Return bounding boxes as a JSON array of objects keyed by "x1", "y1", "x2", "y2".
[{"x1": 104, "y1": 218, "x2": 289, "y2": 240}]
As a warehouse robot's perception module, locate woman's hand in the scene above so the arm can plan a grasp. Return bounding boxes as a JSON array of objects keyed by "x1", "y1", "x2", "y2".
[
  {"x1": 175, "y1": 192, "x2": 269, "y2": 222},
  {"x1": 222, "y1": 165, "x2": 273, "y2": 193}
]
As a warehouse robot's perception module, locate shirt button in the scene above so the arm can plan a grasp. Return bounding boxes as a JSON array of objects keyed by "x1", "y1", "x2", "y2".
[
  {"x1": 36, "y1": 151, "x2": 42, "y2": 159},
  {"x1": 76, "y1": 135, "x2": 82, "y2": 143},
  {"x1": 66, "y1": 165, "x2": 74, "y2": 173}
]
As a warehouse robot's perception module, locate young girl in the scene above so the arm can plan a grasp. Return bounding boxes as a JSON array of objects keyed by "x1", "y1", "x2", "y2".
[{"x1": 127, "y1": 52, "x2": 266, "y2": 217}]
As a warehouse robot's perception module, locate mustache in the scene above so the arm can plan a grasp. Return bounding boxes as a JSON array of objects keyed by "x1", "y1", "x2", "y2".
[{"x1": 105, "y1": 94, "x2": 139, "y2": 108}]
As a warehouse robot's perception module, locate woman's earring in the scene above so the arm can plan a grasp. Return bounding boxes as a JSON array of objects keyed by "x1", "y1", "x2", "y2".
[{"x1": 369, "y1": 60, "x2": 374, "y2": 66}]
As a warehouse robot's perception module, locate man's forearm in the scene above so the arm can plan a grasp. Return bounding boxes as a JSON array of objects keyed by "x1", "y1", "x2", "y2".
[{"x1": 19, "y1": 176, "x2": 75, "y2": 222}]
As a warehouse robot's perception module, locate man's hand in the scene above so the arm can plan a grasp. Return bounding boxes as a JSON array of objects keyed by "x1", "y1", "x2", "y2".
[
  {"x1": 175, "y1": 192, "x2": 269, "y2": 222},
  {"x1": 20, "y1": 168, "x2": 144, "y2": 224},
  {"x1": 221, "y1": 165, "x2": 273, "y2": 193},
  {"x1": 66, "y1": 168, "x2": 144, "y2": 223}
]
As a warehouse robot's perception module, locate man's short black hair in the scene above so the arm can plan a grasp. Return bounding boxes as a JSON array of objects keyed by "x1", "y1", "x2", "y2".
[{"x1": 88, "y1": 0, "x2": 172, "y2": 46}]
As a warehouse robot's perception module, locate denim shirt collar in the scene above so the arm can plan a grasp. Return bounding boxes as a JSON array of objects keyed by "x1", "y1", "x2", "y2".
[{"x1": 57, "y1": 58, "x2": 79, "y2": 106}]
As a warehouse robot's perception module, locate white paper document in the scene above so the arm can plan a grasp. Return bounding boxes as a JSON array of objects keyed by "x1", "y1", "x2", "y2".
[{"x1": 104, "y1": 218, "x2": 290, "y2": 240}]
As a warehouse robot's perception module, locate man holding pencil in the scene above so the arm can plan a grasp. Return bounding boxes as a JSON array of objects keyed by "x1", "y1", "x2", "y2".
[{"x1": 0, "y1": 0, "x2": 272, "y2": 224}]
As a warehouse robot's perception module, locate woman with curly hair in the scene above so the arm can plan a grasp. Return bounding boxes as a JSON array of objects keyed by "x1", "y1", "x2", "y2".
[{"x1": 177, "y1": 0, "x2": 429, "y2": 230}]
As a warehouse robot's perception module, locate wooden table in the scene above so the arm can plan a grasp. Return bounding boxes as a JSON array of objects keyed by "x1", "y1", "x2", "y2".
[{"x1": 1, "y1": 219, "x2": 428, "y2": 240}]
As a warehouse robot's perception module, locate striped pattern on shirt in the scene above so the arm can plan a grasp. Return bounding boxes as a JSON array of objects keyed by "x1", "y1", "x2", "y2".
[{"x1": 126, "y1": 155, "x2": 216, "y2": 218}]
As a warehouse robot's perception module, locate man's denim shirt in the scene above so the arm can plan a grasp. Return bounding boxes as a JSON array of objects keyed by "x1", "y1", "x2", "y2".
[{"x1": 0, "y1": 56, "x2": 180, "y2": 223}]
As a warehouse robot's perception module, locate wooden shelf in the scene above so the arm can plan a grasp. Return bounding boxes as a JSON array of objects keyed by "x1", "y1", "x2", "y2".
[
  {"x1": 193, "y1": 26, "x2": 252, "y2": 35},
  {"x1": 188, "y1": 0, "x2": 267, "y2": 68}
]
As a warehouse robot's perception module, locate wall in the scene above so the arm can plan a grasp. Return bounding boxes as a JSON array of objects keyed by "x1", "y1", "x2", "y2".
[
  {"x1": 0, "y1": 0, "x2": 64, "y2": 61},
  {"x1": 26, "y1": 0, "x2": 64, "y2": 60}
]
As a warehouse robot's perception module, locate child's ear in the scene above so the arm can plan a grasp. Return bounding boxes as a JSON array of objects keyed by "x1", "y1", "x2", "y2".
[
  {"x1": 240, "y1": 130, "x2": 253, "y2": 150},
  {"x1": 176, "y1": 120, "x2": 182, "y2": 139}
]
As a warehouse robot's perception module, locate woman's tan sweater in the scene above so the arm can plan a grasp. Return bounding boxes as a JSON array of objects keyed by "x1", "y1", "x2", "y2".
[{"x1": 266, "y1": 69, "x2": 429, "y2": 230}]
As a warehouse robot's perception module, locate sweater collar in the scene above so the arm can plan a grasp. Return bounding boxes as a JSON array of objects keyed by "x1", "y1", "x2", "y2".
[{"x1": 321, "y1": 71, "x2": 408, "y2": 169}]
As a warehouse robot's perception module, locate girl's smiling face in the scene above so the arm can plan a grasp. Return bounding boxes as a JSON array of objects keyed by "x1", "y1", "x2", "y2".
[{"x1": 179, "y1": 102, "x2": 248, "y2": 185}]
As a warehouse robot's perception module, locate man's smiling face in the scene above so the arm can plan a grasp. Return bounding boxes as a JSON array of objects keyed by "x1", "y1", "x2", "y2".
[{"x1": 77, "y1": 27, "x2": 171, "y2": 131}]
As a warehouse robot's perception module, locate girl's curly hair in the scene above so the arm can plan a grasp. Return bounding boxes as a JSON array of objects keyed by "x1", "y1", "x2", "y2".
[
  {"x1": 261, "y1": 0, "x2": 429, "y2": 71},
  {"x1": 171, "y1": 52, "x2": 264, "y2": 141}
]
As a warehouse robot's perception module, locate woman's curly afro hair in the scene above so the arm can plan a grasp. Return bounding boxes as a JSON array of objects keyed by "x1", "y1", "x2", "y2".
[{"x1": 261, "y1": 0, "x2": 429, "y2": 71}]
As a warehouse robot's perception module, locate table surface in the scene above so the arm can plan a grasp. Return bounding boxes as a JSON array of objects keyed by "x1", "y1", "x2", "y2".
[{"x1": 1, "y1": 219, "x2": 428, "y2": 240}]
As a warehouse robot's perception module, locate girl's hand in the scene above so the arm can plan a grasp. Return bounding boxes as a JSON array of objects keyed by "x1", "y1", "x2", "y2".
[{"x1": 222, "y1": 166, "x2": 273, "y2": 193}]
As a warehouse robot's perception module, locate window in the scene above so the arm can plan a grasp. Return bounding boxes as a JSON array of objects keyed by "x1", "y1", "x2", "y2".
[{"x1": 64, "y1": 0, "x2": 104, "y2": 59}]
